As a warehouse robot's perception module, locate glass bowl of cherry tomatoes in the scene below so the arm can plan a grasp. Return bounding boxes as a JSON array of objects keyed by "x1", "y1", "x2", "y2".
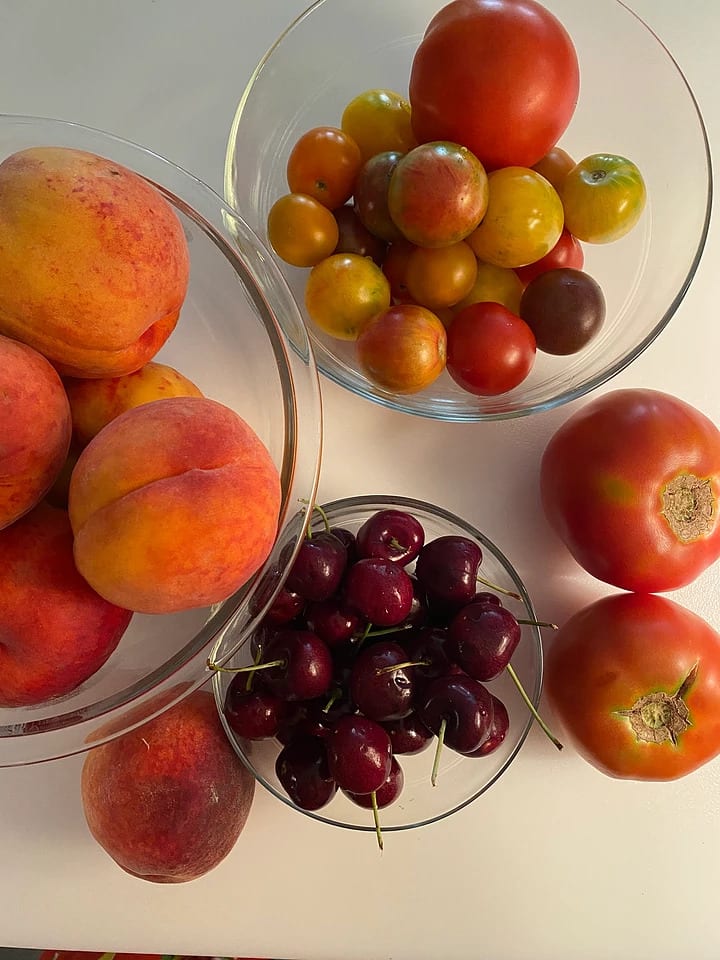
[
  {"x1": 225, "y1": 0, "x2": 711, "y2": 422},
  {"x1": 212, "y1": 496, "x2": 549, "y2": 840}
]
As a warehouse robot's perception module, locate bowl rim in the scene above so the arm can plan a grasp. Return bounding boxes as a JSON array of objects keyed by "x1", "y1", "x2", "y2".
[
  {"x1": 0, "y1": 113, "x2": 323, "y2": 764},
  {"x1": 223, "y1": 0, "x2": 714, "y2": 423},
  {"x1": 214, "y1": 493, "x2": 544, "y2": 833}
]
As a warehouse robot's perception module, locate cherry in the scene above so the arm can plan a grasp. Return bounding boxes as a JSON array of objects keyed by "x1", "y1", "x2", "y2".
[
  {"x1": 262, "y1": 585, "x2": 305, "y2": 627},
  {"x1": 415, "y1": 535, "x2": 519, "y2": 618},
  {"x1": 344, "y1": 755, "x2": 404, "y2": 808},
  {"x1": 224, "y1": 679, "x2": 289, "y2": 740},
  {"x1": 465, "y1": 695, "x2": 509, "y2": 758},
  {"x1": 285, "y1": 530, "x2": 347, "y2": 601},
  {"x1": 473, "y1": 591, "x2": 502, "y2": 606},
  {"x1": 447, "y1": 602, "x2": 521, "y2": 681},
  {"x1": 356, "y1": 508, "x2": 425, "y2": 566},
  {"x1": 402, "y1": 626, "x2": 455, "y2": 687},
  {"x1": 383, "y1": 711, "x2": 433, "y2": 754},
  {"x1": 327, "y1": 714, "x2": 392, "y2": 795},
  {"x1": 349, "y1": 640, "x2": 419, "y2": 721},
  {"x1": 418, "y1": 674, "x2": 494, "y2": 783},
  {"x1": 305, "y1": 597, "x2": 363, "y2": 648},
  {"x1": 329, "y1": 526, "x2": 358, "y2": 564},
  {"x1": 275, "y1": 735, "x2": 338, "y2": 810},
  {"x1": 261, "y1": 629, "x2": 333, "y2": 701},
  {"x1": 343, "y1": 557, "x2": 414, "y2": 626}
]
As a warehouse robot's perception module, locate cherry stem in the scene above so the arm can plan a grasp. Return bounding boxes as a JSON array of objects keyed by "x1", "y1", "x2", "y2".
[
  {"x1": 246, "y1": 645, "x2": 264, "y2": 692},
  {"x1": 322, "y1": 687, "x2": 341, "y2": 714},
  {"x1": 206, "y1": 657, "x2": 286, "y2": 675},
  {"x1": 376, "y1": 659, "x2": 430, "y2": 676},
  {"x1": 365, "y1": 623, "x2": 415, "y2": 638},
  {"x1": 370, "y1": 790, "x2": 384, "y2": 851},
  {"x1": 476, "y1": 574, "x2": 521, "y2": 601},
  {"x1": 311, "y1": 503, "x2": 332, "y2": 535},
  {"x1": 517, "y1": 618, "x2": 558, "y2": 630},
  {"x1": 354, "y1": 621, "x2": 374, "y2": 653},
  {"x1": 431, "y1": 717, "x2": 447, "y2": 787},
  {"x1": 505, "y1": 663, "x2": 563, "y2": 751}
]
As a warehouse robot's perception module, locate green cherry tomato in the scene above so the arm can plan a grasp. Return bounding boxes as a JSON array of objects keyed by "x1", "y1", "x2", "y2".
[{"x1": 560, "y1": 153, "x2": 647, "y2": 244}]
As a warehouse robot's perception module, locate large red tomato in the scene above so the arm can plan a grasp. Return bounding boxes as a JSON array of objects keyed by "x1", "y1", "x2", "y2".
[
  {"x1": 540, "y1": 389, "x2": 720, "y2": 592},
  {"x1": 409, "y1": 0, "x2": 580, "y2": 170},
  {"x1": 545, "y1": 592, "x2": 720, "y2": 781}
]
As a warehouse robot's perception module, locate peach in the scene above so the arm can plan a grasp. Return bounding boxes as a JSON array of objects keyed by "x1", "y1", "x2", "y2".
[
  {"x1": 68, "y1": 396, "x2": 282, "y2": 614},
  {"x1": 0, "y1": 501, "x2": 132, "y2": 707},
  {"x1": 0, "y1": 146, "x2": 189, "y2": 378},
  {"x1": 0, "y1": 333, "x2": 71, "y2": 530},
  {"x1": 81, "y1": 689, "x2": 255, "y2": 883},
  {"x1": 64, "y1": 360, "x2": 204, "y2": 447}
]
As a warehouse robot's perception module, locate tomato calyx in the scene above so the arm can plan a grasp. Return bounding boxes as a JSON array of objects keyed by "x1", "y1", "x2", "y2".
[
  {"x1": 661, "y1": 474, "x2": 715, "y2": 543},
  {"x1": 617, "y1": 662, "x2": 698, "y2": 746}
]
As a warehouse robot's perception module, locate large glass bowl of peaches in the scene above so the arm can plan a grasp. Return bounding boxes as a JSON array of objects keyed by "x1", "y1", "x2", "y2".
[
  {"x1": 0, "y1": 114, "x2": 322, "y2": 766},
  {"x1": 225, "y1": 0, "x2": 711, "y2": 421},
  {"x1": 213, "y1": 496, "x2": 551, "y2": 840}
]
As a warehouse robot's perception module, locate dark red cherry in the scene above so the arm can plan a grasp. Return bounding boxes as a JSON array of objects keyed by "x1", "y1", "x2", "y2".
[
  {"x1": 418, "y1": 673, "x2": 494, "y2": 755},
  {"x1": 285, "y1": 531, "x2": 347, "y2": 602},
  {"x1": 464, "y1": 695, "x2": 510, "y2": 757},
  {"x1": 349, "y1": 641, "x2": 417, "y2": 721},
  {"x1": 275, "y1": 735, "x2": 338, "y2": 810},
  {"x1": 383, "y1": 711, "x2": 433, "y2": 754},
  {"x1": 223, "y1": 680, "x2": 289, "y2": 740},
  {"x1": 447, "y1": 602, "x2": 521, "y2": 681},
  {"x1": 356, "y1": 508, "x2": 425, "y2": 566},
  {"x1": 305, "y1": 597, "x2": 363, "y2": 648},
  {"x1": 261, "y1": 629, "x2": 333, "y2": 701},
  {"x1": 327, "y1": 714, "x2": 392, "y2": 794},
  {"x1": 344, "y1": 756, "x2": 404, "y2": 808},
  {"x1": 343, "y1": 558, "x2": 414, "y2": 626}
]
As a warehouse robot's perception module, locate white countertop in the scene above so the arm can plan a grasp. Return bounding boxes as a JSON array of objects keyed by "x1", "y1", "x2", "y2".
[{"x1": 1, "y1": 2, "x2": 720, "y2": 958}]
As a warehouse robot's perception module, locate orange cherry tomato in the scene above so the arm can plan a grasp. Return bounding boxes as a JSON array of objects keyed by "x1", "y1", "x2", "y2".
[
  {"x1": 304, "y1": 253, "x2": 391, "y2": 341},
  {"x1": 267, "y1": 193, "x2": 339, "y2": 268},
  {"x1": 405, "y1": 241, "x2": 478, "y2": 310},
  {"x1": 286, "y1": 126, "x2": 363, "y2": 210}
]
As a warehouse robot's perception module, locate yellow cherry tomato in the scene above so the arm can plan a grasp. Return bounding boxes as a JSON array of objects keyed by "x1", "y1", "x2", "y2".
[
  {"x1": 452, "y1": 260, "x2": 524, "y2": 316},
  {"x1": 467, "y1": 167, "x2": 564, "y2": 269},
  {"x1": 304, "y1": 253, "x2": 391, "y2": 341},
  {"x1": 341, "y1": 89, "x2": 417, "y2": 162}
]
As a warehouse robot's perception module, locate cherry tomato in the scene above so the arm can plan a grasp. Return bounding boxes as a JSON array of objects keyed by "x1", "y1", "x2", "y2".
[
  {"x1": 357, "y1": 303, "x2": 447, "y2": 394},
  {"x1": 532, "y1": 145, "x2": 576, "y2": 192},
  {"x1": 267, "y1": 193, "x2": 339, "y2": 268},
  {"x1": 446, "y1": 301, "x2": 536, "y2": 395},
  {"x1": 560, "y1": 153, "x2": 647, "y2": 243},
  {"x1": 409, "y1": 0, "x2": 579, "y2": 170},
  {"x1": 405, "y1": 240, "x2": 478, "y2": 310},
  {"x1": 519, "y1": 267, "x2": 605, "y2": 355},
  {"x1": 540, "y1": 388, "x2": 720, "y2": 592},
  {"x1": 353, "y1": 151, "x2": 404, "y2": 242},
  {"x1": 286, "y1": 126, "x2": 363, "y2": 210},
  {"x1": 341, "y1": 88, "x2": 418, "y2": 162},
  {"x1": 453, "y1": 261, "x2": 524, "y2": 315},
  {"x1": 387, "y1": 141, "x2": 488, "y2": 248},
  {"x1": 333, "y1": 205, "x2": 387, "y2": 265},
  {"x1": 304, "y1": 253, "x2": 391, "y2": 340},
  {"x1": 467, "y1": 167, "x2": 564, "y2": 269},
  {"x1": 382, "y1": 239, "x2": 417, "y2": 302},
  {"x1": 545, "y1": 592, "x2": 720, "y2": 781},
  {"x1": 515, "y1": 228, "x2": 584, "y2": 285}
]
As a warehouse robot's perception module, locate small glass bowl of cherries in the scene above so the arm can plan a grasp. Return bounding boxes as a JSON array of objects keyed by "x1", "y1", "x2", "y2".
[{"x1": 212, "y1": 495, "x2": 559, "y2": 846}]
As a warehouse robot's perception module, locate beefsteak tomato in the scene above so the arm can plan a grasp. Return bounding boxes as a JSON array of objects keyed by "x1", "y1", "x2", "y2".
[
  {"x1": 408, "y1": 0, "x2": 580, "y2": 170},
  {"x1": 545, "y1": 592, "x2": 720, "y2": 781},
  {"x1": 540, "y1": 389, "x2": 720, "y2": 592}
]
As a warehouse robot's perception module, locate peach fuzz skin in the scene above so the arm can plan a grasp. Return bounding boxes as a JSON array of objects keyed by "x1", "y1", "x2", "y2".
[
  {"x1": 68, "y1": 396, "x2": 282, "y2": 614},
  {"x1": 81, "y1": 690, "x2": 255, "y2": 883},
  {"x1": 0, "y1": 146, "x2": 189, "y2": 378},
  {"x1": 0, "y1": 502, "x2": 132, "y2": 708},
  {"x1": 0, "y1": 333, "x2": 71, "y2": 530},
  {"x1": 64, "y1": 360, "x2": 204, "y2": 448}
]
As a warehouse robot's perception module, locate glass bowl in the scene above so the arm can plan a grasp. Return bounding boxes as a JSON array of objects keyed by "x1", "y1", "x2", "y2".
[
  {"x1": 0, "y1": 114, "x2": 323, "y2": 767},
  {"x1": 225, "y1": 0, "x2": 712, "y2": 422},
  {"x1": 213, "y1": 495, "x2": 543, "y2": 834}
]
